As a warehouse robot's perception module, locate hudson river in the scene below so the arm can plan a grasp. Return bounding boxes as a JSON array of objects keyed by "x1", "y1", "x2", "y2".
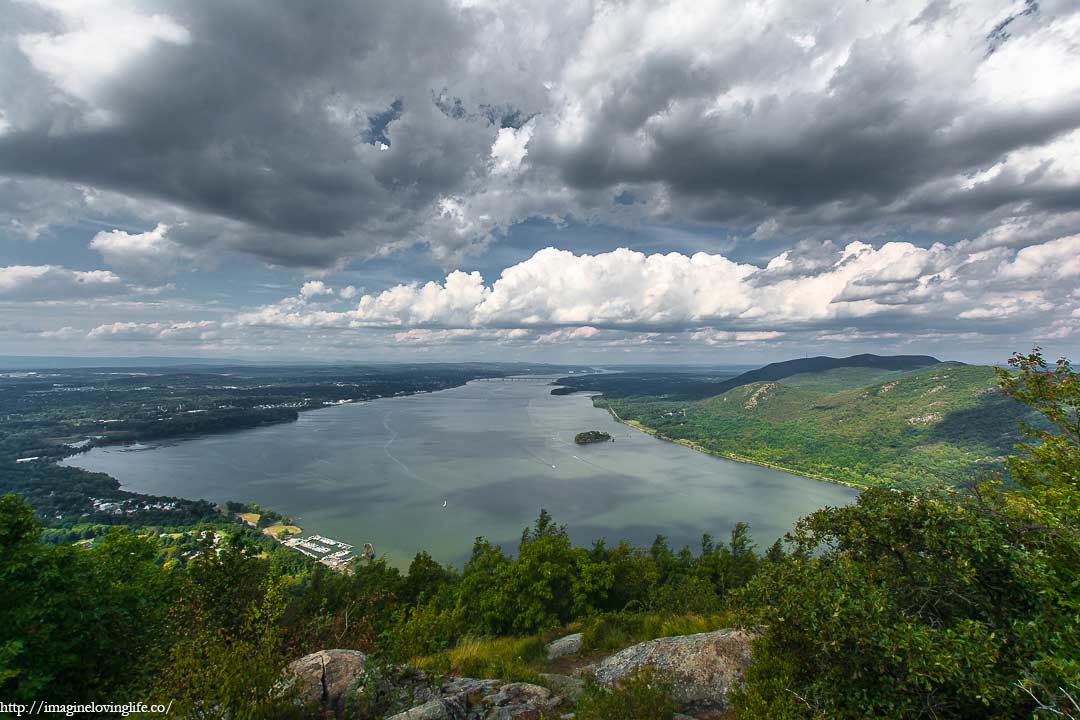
[{"x1": 65, "y1": 378, "x2": 858, "y2": 567}]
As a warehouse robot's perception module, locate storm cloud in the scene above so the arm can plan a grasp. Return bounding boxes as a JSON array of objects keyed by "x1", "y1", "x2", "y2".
[
  {"x1": 1, "y1": 0, "x2": 1079, "y2": 360},
  {"x1": 0, "y1": 0, "x2": 1078, "y2": 266}
]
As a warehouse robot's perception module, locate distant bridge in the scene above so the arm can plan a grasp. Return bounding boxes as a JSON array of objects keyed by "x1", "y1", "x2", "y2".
[{"x1": 477, "y1": 376, "x2": 559, "y2": 383}]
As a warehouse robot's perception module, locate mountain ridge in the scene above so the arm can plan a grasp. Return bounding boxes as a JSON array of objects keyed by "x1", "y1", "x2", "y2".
[{"x1": 706, "y1": 353, "x2": 943, "y2": 397}]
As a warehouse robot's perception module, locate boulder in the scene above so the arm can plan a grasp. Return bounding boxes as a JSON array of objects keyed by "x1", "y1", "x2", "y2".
[
  {"x1": 591, "y1": 629, "x2": 753, "y2": 714},
  {"x1": 388, "y1": 680, "x2": 561, "y2": 720},
  {"x1": 286, "y1": 649, "x2": 368, "y2": 713},
  {"x1": 285, "y1": 649, "x2": 569, "y2": 720},
  {"x1": 478, "y1": 682, "x2": 561, "y2": 719},
  {"x1": 386, "y1": 698, "x2": 453, "y2": 720},
  {"x1": 545, "y1": 632, "x2": 583, "y2": 660}
]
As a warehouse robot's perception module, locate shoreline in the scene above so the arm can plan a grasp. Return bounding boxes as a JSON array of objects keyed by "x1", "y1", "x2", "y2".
[
  {"x1": 57, "y1": 375, "x2": 561, "y2": 567},
  {"x1": 604, "y1": 406, "x2": 866, "y2": 492},
  {"x1": 58, "y1": 373, "x2": 544, "y2": 464}
]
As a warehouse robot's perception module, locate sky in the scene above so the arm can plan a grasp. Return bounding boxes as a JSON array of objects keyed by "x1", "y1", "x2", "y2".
[{"x1": 1, "y1": 0, "x2": 1079, "y2": 365}]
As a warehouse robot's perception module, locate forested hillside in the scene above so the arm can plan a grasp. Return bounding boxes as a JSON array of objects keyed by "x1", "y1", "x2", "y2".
[{"x1": 599, "y1": 363, "x2": 1035, "y2": 488}]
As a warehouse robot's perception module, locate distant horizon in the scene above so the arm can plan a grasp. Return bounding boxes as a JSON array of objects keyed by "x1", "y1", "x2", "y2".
[{"x1": 0, "y1": 348, "x2": 1029, "y2": 371}]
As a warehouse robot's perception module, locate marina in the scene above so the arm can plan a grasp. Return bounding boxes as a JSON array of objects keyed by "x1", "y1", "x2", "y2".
[{"x1": 281, "y1": 533, "x2": 357, "y2": 570}]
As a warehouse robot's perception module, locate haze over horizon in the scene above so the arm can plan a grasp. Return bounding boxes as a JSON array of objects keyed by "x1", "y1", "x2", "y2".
[{"x1": 2, "y1": 0, "x2": 1080, "y2": 364}]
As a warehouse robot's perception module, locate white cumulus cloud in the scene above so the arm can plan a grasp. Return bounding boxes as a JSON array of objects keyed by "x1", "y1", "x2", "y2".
[
  {"x1": 0, "y1": 264, "x2": 125, "y2": 300},
  {"x1": 89, "y1": 223, "x2": 195, "y2": 282},
  {"x1": 233, "y1": 235, "x2": 1080, "y2": 337}
]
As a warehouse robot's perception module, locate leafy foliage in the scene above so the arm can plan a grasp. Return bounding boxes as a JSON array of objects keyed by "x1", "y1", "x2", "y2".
[
  {"x1": 0, "y1": 495, "x2": 178, "y2": 700},
  {"x1": 996, "y1": 348, "x2": 1080, "y2": 525}
]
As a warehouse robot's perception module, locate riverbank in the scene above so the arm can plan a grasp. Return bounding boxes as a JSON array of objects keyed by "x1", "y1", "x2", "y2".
[{"x1": 604, "y1": 406, "x2": 866, "y2": 492}]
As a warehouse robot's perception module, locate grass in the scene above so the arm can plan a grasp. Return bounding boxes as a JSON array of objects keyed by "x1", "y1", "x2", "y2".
[
  {"x1": 580, "y1": 611, "x2": 735, "y2": 654},
  {"x1": 264, "y1": 524, "x2": 302, "y2": 538},
  {"x1": 237, "y1": 512, "x2": 260, "y2": 526},
  {"x1": 409, "y1": 612, "x2": 734, "y2": 683},
  {"x1": 413, "y1": 634, "x2": 548, "y2": 683}
]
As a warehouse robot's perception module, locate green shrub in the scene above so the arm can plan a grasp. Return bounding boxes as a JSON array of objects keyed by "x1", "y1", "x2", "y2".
[
  {"x1": 576, "y1": 669, "x2": 678, "y2": 720},
  {"x1": 415, "y1": 635, "x2": 546, "y2": 684}
]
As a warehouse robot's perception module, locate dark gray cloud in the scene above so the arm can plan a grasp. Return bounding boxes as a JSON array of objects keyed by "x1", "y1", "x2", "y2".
[
  {"x1": 0, "y1": 0, "x2": 500, "y2": 264},
  {"x1": 1, "y1": 0, "x2": 1078, "y2": 271},
  {"x1": 529, "y1": 0, "x2": 1080, "y2": 231},
  {"x1": 0, "y1": 0, "x2": 1079, "y2": 364}
]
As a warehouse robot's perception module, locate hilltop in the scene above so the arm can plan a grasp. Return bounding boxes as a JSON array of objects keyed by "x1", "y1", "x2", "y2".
[{"x1": 552, "y1": 353, "x2": 940, "y2": 401}]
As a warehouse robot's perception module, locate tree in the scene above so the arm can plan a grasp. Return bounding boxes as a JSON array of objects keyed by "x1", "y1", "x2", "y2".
[
  {"x1": 0, "y1": 494, "x2": 177, "y2": 701},
  {"x1": 159, "y1": 572, "x2": 302, "y2": 720},
  {"x1": 996, "y1": 348, "x2": 1080, "y2": 526}
]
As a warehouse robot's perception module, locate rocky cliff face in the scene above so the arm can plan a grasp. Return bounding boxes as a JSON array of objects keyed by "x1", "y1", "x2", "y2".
[{"x1": 285, "y1": 628, "x2": 753, "y2": 719}]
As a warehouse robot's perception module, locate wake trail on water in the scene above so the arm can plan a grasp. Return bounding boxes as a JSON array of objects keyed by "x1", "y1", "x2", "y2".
[
  {"x1": 520, "y1": 443, "x2": 558, "y2": 469},
  {"x1": 382, "y1": 413, "x2": 440, "y2": 491},
  {"x1": 566, "y1": 444, "x2": 689, "y2": 497}
]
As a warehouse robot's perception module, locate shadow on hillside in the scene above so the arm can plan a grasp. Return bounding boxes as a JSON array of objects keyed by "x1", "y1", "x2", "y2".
[{"x1": 927, "y1": 392, "x2": 1034, "y2": 455}]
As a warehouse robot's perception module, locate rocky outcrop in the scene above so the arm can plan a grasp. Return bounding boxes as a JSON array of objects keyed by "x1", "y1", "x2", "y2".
[
  {"x1": 287, "y1": 649, "x2": 369, "y2": 714},
  {"x1": 288, "y1": 627, "x2": 751, "y2": 718},
  {"x1": 383, "y1": 680, "x2": 560, "y2": 720},
  {"x1": 386, "y1": 698, "x2": 451, "y2": 720},
  {"x1": 479, "y1": 682, "x2": 560, "y2": 719},
  {"x1": 591, "y1": 629, "x2": 754, "y2": 714},
  {"x1": 545, "y1": 632, "x2": 583, "y2": 660},
  {"x1": 286, "y1": 652, "x2": 561, "y2": 720}
]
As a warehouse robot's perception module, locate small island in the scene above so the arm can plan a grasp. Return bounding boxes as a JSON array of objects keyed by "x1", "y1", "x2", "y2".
[{"x1": 574, "y1": 430, "x2": 613, "y2": 444}]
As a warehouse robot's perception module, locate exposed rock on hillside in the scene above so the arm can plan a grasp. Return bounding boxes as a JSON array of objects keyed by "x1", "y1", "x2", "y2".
[
  {"x1": 545, "y1": 632, "x2": 583, "y2": 660},
  {"x1": 591, "y1": 629, "x2": 754, "y2": 714},
  {"x1": 287, "y1": 649, "x2": 370, "y2": 713},
  {"x1": 288, "y1": 628, "x2": 752, "y2": 718},
  {"x1": 285, "y1": 651, "x2": 561, "y2": 720},
  {"x1": 384, "y1": 680, "x2": 560, "y2": 720}
]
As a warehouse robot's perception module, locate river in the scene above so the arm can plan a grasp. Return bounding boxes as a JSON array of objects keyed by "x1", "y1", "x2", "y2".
[{"x1": 63, "y1": 378, "x2": 858, "y2": 567}]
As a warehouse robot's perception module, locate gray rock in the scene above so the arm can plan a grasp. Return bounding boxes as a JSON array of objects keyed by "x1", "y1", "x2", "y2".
[
  {"x1": 441, "y1": 677, "x2": 501, "y2": 697},
  {"x1": 386, "y1": 698, "x2": 452, "y2": 720},
  {"x1": 545, "y1": 632, "x2": 583, "y2": 660},
  {"x1": 378, "y1": 667, "x2": 440, "y2": 715},
  {"x1": 592, "y1": 629, "x2": 753, "y2": 714},
  {"x1": 286, "y1": 649, "x2": 368, "y2": 712},
  {"x1": 539, "y1": 673, "x2": 584, "y2": 702},
  {"x1": 479, "y1": 682, "x2": 561, "y2": 719}
]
